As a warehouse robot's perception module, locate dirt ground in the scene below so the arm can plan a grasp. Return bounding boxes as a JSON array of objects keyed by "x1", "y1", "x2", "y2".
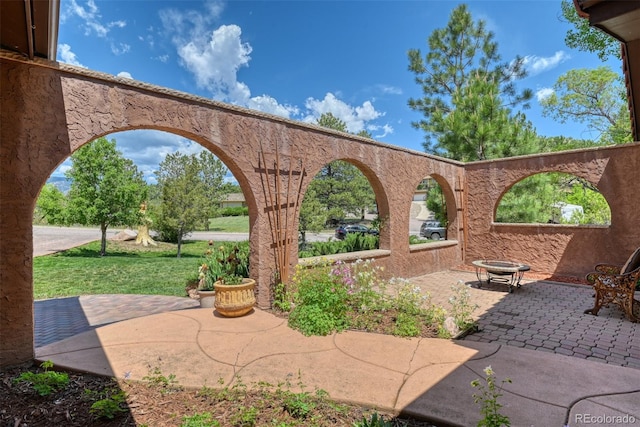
[{"x1": 1, "y1": 363, "x2": 437, "y2": 427}]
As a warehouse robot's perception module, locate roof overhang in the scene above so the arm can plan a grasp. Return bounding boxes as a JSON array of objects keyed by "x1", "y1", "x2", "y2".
[
  {"x1": 0, "y1": 0, "x2": 59, "y2": 60},
  {"x1": 575, "y1": 0, "x2": 640, "y2": 141}
]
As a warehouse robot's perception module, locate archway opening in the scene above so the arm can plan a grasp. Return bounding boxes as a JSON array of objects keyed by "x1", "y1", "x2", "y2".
[
  {"x1": 410, "y1": 176, "x2": 450, "y2": 244},
  {"x1": 32, "y1": 129, "x2": 252, "y2": 345},
  {"x1": 297, "y1": 159, "x2": 380, "y2": 257},
  {"x1": 495, "y1": 172, "x2": 611, "y2": 225}
]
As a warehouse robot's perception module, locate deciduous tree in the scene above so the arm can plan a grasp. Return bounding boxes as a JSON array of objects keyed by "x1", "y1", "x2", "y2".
[
  {"x1": 34, "y1": 183, "x2": 68, "y2": 225},
  {"x1": 66, "y1": 137, "x2": 147, "y2": 256},
  {"x1": 154, "y1": 151, "x2": 228, "y2": 257},
  {"x1": 539, "y1": 67, "x2": 632, "y2": 144},
  {"x1": 299, "y1": 113, "x2": 377, "y2": 241},
  {"x1": 560, "y1": 0, "x2": 621, "y2": 62}
]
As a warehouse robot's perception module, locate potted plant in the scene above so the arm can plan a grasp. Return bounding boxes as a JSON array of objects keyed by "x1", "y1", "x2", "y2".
[
  {"x1": 195, "y1": 265, "x2": 216, "y2": 308},
  {"x1": 199, "y1": 242, "x2": 255, "y2": 317}
]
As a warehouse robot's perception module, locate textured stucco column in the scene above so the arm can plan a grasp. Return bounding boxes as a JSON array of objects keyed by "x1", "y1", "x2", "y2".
[{"x1": 1, "y1": 62, "x2": 37, "y2": 365}]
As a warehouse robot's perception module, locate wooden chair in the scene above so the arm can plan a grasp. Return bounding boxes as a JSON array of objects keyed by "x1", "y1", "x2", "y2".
[{"x1": 584, "y1": 247, "x2": 640, "y2": 322}]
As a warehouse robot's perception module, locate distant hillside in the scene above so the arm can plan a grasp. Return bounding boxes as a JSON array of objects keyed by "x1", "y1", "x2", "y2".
[{"x1": 47, "y1": 176, "x2": 71, "y2": 194}]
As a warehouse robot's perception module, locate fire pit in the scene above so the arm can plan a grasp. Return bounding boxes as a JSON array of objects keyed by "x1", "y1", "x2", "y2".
[{"x1": 472, "y1": 260, "x2": 530, "y2": 293}]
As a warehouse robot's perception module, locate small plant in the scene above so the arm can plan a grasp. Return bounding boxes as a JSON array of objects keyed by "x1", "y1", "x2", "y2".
[
  {"x1": 181, "y1": 412, "x2": 221, "y2": 427},
  {"x1": 288, "y1": 260, "x2": 349, "y2": 336},
  {"x1": 142, "y1": 366, "x2": 182, "y2": 394},
  {"x1": 282, "y1": 390, "x2": 315, "y2": 419},
  {"x1": 272, "y1": 281, "x2": 291, "y2": 311},
  {"x1": 354, "y1": 412, "x2": 394, "y2": 427},
  {"x1": 198, "y1": 241, "x2": 250, "y2": 289},
  {"x1": 230, "y1": 406, "x2": 259, "y2": 427},
  {"x1": 393, "y1": 312, "x2": 421, "y2": 337},
  {"x1": 14, "y1": 360, "x2": 69, "y2": 396},
  {"x1": 88, "y1": 389, "x2": 128, "y2": 419},
  {"x1": 449, "y1": 280, "x2": 478, "y2": 331},
  {"x1": 471, "y1": 366, "x2": 512, "y2": 427}
]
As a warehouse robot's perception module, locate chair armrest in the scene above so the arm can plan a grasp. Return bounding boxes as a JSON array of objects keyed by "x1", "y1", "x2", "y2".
[
  {"x1": 594, "y1": 264, "x2": 622, "y2": 274},
  {"x1": 591, "y1": 269, "x2": 640, "y2": 292},
  {"x1": 586, "y1": 264, "x2": 623, "y2": 284}
]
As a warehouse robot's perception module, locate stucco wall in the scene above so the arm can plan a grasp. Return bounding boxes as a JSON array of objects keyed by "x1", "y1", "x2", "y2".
[
  {"x1": 464, "y1": 144, "x2": 640, "y2": 277},
  {"x1": 0, "y1": 54, "x2": 464, "y2": 366},
  {"x1": 3, "y1": 52, "x2": 639, "y2": 368}
]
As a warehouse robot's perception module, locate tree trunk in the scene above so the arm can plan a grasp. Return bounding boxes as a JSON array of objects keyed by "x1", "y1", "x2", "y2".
[
  {"x1": 135, "y1": 202, "x2": 156, "y2": 246},
  {"x1": 100, "y1": 223, "x2": 108, "y2": 256},
  {"x1": 135, "y1": 223, "x2": 156, "y2": 246},
  {"x1": 176, "y1": 230, "x2": 183, "y2": 258}
]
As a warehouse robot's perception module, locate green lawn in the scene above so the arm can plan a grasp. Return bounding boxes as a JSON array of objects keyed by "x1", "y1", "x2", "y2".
[
  {"x1": 207, "y1": 216, "x2": 249, "y2": 233},
  {"x1": 33, "y1": 240, "x2": 214, "y2": 299}
]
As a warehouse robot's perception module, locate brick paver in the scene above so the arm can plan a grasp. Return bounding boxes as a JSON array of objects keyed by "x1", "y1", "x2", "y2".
[
  {"x1": 409, "y1": 270, "x2": 640, "y2": 370},
  {"x1": 35, "y1": 295, "x2": 198, "y2": 347}
]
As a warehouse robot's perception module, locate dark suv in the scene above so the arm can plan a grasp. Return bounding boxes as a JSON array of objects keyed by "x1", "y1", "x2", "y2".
[
  {"x1": 335, "y1": 224, "x2": 378, "y2": 240},
  {"x1": 419, "y1": 221, "x2": 446, "y2": 240}
]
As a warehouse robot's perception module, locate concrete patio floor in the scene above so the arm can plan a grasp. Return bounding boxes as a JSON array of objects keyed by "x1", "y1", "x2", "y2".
[{"x1": 34, "y1": 269, "x2": 640, "y2": 426}]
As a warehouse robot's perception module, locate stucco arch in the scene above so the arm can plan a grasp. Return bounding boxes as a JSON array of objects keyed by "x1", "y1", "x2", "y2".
[
  {"x1": 6, "y1": 54, "x2": 640, "y2": 369},
  {"x1": 493, "y1": 171, "x2": 612, "y2": 224},
  {"x1": 2, "y1": 55, "x2": 473, "y2": 366},
  {"x1": 300, "y1": 157, "x2": 390, "y2": 246}
]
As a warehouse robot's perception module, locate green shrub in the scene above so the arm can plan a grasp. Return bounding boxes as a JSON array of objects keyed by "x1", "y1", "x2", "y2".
[
  {"x1": 288, "y1": 260, "x2": 349, "y2": 336},
  {"x1": 89, "y1": 390, "x2": 128, "y2": 419},
  {"x1": 220, "y1": 206, "x2": 248, "y2": 217},
  {"x1": 14, "y1": 360, "x2": 69, "y2": 396},
  {"x1": 394, "y1": 312, "x2": 421, "y2": 337},
  {"x1": 298, "y1": 233, "x2": 378, "y2": 258},
  {"x1": 181, "y1": 412, "x2": 221, "y2": 427},
  {"x1": 342, "y1": 232, "x2": 379, "y2": 252},
  {"x1": 409, "y1": 235, "x2": 430, "y2": 244}
]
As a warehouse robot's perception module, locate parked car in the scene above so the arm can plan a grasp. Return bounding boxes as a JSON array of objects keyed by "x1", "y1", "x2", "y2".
[
  {"x1": 420, "y1": 221, "x2": 446, "y2": 240},
  {"x1": 335, "y1": 224, "x2": 378, "y2": 240}
]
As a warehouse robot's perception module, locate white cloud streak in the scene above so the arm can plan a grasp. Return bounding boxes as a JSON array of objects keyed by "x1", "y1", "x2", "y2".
[
  {"x1": 158, "y1": 2, "x2": 391, "y2": 136},
  {"x1": 65, "y1": 0, "x2": 127, "y2": 38},
  {"x1": 57, "y1": 44, "x2": 86, "y2": 67},
  {"x1": 536, "y1": 87, "x2": 554, "y2": 102},
  {"x1": 303, "y1": 93, "x2": 387, "y2": 135},
  {"x1": 523, "y1": 51, "x2": 570, "y2": 76}
]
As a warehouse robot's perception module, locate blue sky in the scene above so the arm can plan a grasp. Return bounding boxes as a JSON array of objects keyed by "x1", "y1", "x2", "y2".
[{"x1": 54, "y1": 0, "x2": 621, "y2": 182}]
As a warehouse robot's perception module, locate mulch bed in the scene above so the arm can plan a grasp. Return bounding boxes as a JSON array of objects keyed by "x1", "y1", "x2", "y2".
[{"x1": 1, "y1": 362, "x2": 436, "y2": 426}]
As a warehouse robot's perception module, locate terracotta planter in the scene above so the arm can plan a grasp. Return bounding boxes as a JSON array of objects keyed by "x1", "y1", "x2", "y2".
[
  {"x1": 197, "y1": 290, "x2": 216, "y2": 308},
  {"x1": 214, "y1": 278, "x2": 256, "y2": 317}
]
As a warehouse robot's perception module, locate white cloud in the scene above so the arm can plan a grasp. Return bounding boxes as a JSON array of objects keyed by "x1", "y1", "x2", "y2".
[
  {"x1": 65, "y1": 0, "x2": 126, "y2": 38},
  {"x1": 110, "y1": 130, "x2": 207, "y2": 183},
  {"x1": 523, "y1": 51, "x2": 570, "y2": 76},
  {"x1": 368, "y1": 124, "x2": 394, "y2": 139},
  {"x1": 177, "y1": 24, "x2": 252, "y2": 100},
  {"x1": 155, "y1": 54, "x2": 170, "y2": 63},
  {"x1": 303, "y1": 93, "x2": 384, "y2": 134},
  {"x1": 57, "y1": 44, "x2": 86, "y2": 68},
  {"x1": 375, "y1": 84, "x2": 402, "y2": 95},
  {"x1": 247, "y1": 95, "x2": 299, "y2": 118},
  {"x1": 117, "y1": 71, "x2": 133, "y2": 79},
  {"x1": 158, "y1": 3, "x2": 391, "y2": 139},
  {"x1": 111, "y1": 43, "x2": 130, "y2": 55},
  {"x1": 536, "y1": 87, "x2": 554, "y2": 101},
  {"x1": 160, "y1": 4, "x2": 296, "y2": 118}
]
